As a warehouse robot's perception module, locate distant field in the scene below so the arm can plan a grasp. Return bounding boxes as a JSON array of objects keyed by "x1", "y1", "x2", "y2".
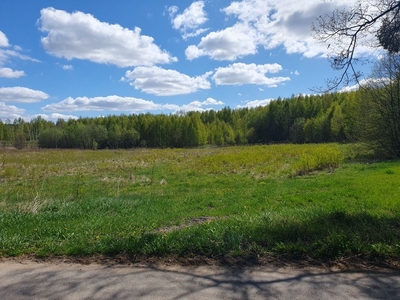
[{"x1": 0, "y1": 144, "x2": 399, "y2": 264}]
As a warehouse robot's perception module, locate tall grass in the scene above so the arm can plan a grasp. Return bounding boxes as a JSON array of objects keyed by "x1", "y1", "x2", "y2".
[
  {"x1": 294, "y1": 144, "x2": 344, "y2": 175},
  {"x1": 0, "y1": 144, "x2": 399, "y2": 262}
]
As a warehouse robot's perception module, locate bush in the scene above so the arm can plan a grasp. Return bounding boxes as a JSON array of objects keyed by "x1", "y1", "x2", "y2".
[{"x1": 13, "y1": 132, "x2": 26, "y2": 150}]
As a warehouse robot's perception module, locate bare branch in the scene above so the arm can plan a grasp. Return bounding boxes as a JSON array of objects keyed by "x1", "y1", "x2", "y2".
[{"x1": 312, "y1": 0, "x2": 400, "y2": 92}]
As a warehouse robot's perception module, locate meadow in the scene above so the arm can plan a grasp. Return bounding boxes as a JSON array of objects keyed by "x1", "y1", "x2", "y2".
[{"x1": 0, "y1": 143, "x2": 399, "y2": 264}]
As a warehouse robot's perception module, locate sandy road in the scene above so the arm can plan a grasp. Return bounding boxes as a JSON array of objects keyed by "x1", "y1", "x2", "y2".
[{"x1": 0, "y1": 260, "x2": 399, "y2": 299}]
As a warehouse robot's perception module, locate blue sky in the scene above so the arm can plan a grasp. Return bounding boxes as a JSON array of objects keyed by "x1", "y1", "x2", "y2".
[{"x1": 0, "y1": 0, "x2": 378, "y2": 122}]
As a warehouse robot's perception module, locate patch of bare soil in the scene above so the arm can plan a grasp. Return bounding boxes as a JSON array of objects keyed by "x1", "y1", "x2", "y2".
[
  {"x1": 153, "y1": 216, "x2": 221, "y2": 234},
  {"x1": 1, "y1": 253, "x2": 399, "y2": 272}
]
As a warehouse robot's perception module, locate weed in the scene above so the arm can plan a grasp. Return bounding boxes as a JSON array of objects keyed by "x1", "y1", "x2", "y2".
[{"x1": 17, "y1": 194, "x2": 47, "y2": 214}]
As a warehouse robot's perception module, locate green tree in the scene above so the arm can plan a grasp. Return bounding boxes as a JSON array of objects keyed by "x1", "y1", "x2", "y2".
[
  {"x1": 0, "y1": 120, "x2": 5, "y2": 142},
  {"x1": 38, "y1": 128, "x2": 63, "y2": 148},
  {"x1": 188, "y1": 113, "x2": 206, "y2": 147},
  {"x1": 108, "y1": 124, "x2": 122, "y2": 149},
  {"x1": 329, "y1": 102, "x2": 347, "y2": 142},
  {"x1": 86, "y1": 124, "x2": 107, "y2": 149},
  {"x1": 356, "y1": 54, "x2": 400, "y2": 157},
  {"x1": 120, "y1": 129, "x2": 140, "y2": 148},
  {"x1": 289, "y1": 118, "x2": 306, "y2": 143},
  {"x1": 13, "y1": 131, "x2": 27, "y2": 150}
]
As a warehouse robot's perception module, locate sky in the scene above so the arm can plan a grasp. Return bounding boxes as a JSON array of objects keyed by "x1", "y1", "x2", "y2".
[{"x1": 0, "y1": 0, "x2": 380, "y2": 122}]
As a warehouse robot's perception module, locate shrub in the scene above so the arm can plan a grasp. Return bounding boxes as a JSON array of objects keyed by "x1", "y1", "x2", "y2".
[{"x1": 13, "y1": 132, "x2": 26, "y2": 150}]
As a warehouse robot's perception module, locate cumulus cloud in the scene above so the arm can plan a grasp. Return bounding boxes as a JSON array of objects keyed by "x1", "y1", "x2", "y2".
[
  {"x1": 177, "y1": 97, "x2": 225, "y2": 112},
  {"x1": 42, "y1": 95, "x2": 223, "y2": 114},
  {"x1": 0, "y1": 87, "x2": 49, "y2": 103},
  {"x1": 186, "y1": 23, "x2": 258, "y2": 60},
  {"x1": 212, "y1": 62, "x2": 289, "y2": 86},
  {"x1": 221, "y1": 0, "x2": 343, "y2": 57},
  {"x1": 0, "y1": 67, "x2": 26, "y2": 78},
  {"x1": 168, "y1": 1, "x2": 208, "y2": 39},
  {"x1": 202, "y1": 97, "x2": 224, "y2": 105},
  {"x1": 0, "y1": 31, "x2": 9, "y2": 47},
  {"x1": 42, "y1": 95, "x2": 163, "y2": 112},
  {"x1": 236, "y1": 98, "x2": 275, "y2": 108},
  {"x1": 186, "y1": 0, "x2": 373, "y2": 61},
  {"x1": 33, "y1": 113, "x2": 79, "y2": 121},
  {"x1": 38, "y1": 7, "x2": 177, "y2": 67},
  {"x1": 0, "y1": 102, "x2": 25, "y2": 120},
  {"x1": 123, "y1": 66, "x2": 212, "y2": 96}
]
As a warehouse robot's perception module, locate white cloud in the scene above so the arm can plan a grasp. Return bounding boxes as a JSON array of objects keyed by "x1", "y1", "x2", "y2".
[
  {"x1": 42, "y1": 95, "x2": 223, "y2": 114},
  {"x1": 168, "y1": 6, "x2": 179, "y2": 17},
  {"x1": 167, "y1": 97, "x2": 225, "y2": 113},
  {"x1": 38, "y1": 7, "x2": 177, "y2": 67},
  {"x1": 236, "y1": 98, "x2": 274, "y2": 108},
  {"x1": 202, "y1": 97, "x2": 224, "y2": 105},
  {"x1": 185, "y1": 45, "x2": 203, "y2": 60},
  {"x1": 123, "y1": 66, "x2": 212, "y2": 96},
  {"x1": 0, "y1": 67, "x2": 26, "y2": 78},
  {"x1": 0, "y1": 48, "x2": 40, "y2": 65},
  {"x1": 33, "y1": 113, "x2": 79, "y2": 121},
  {"x1": 339, "y1": 78, "x2": 389, "y2": 93},
  {"x1": 0, "y1": 87, "x2": 49, "y2": 103},
  {"x1": 291, "y1": 70, "x2": 300, "y2": 75},
  {"x1": 0, "y1": 31, "x2": 9, "y2": 47},
  {"x1": 222, "y1": 0, "x2": 270, "y2": 22},
  {"x1": 0, "y1": 102, "x2": 25, "y2": 120},
  {"x1": 186, "y1": 0, "x2": 376, "y2": 61},
  {"x1": 0, "y1": 31, "x2": 39, "y2": 77},
  {"x1": 183, "y1": 28, "x2": 209, "y2": 40},
  {"x1": 212, "y1": 62, "x2": 290, "y2": 87},
  {"x1": 169, "y1": 1, "x2": 208, "y2": 39},
  {"x1": 221, "y1": 0, "x2": 347, "y2": 58},
  {"x1": 42, "y1": 95, "x2": 167, "y2": 112},
  {"x1": 186, "y1": 23, "x2": 258, "y2": 61},
  {"x1": 62, "y1": 64, "x2": 73, "y2": 70}
]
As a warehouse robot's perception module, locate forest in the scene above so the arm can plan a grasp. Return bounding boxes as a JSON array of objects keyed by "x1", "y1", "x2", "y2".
[{"x1": 0, "y1": 91, "x2": 357, "y2": 150}]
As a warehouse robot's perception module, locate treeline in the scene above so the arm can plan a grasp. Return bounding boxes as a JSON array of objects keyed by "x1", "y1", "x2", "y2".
[{"x1": 0, "y1": 91, "x2": 359, "y2": 149}]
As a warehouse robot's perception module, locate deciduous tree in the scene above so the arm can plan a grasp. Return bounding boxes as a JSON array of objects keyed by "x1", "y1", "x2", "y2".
[
  {"x1": 356, "y1": 54, "x2": 400, "y2": 157},
  {"x1": 313, "y1": 0, "x2": 400, "y2": 90}
]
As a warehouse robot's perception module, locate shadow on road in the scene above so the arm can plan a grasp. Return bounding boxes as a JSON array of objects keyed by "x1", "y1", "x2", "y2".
[{"x1": 0, "y1": 262, "x2": 399, "y2": 299}]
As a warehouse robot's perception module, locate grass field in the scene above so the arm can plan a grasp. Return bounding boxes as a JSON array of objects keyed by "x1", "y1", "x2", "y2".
[{"x1": 0, "y1": 143, "x2": 399, "y2": 263}]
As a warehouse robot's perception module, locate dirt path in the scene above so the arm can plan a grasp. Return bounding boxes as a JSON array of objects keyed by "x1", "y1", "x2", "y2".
[{"x1": 1, "y1": 259, "x2": 399, "y2": 300}]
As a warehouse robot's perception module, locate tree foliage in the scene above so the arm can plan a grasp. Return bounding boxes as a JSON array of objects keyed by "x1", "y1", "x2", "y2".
[
  {"x1": 356, "y1": 54, "x2": 400, "y2": 157},
  {"x1": 1, "y1": 92, "x2": 365, "y2": 149}
]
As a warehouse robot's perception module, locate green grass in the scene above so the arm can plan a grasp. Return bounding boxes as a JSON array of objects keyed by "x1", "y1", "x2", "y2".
[{"x1": 0, "y1": 144, "x2": 399, "y2": 262}]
